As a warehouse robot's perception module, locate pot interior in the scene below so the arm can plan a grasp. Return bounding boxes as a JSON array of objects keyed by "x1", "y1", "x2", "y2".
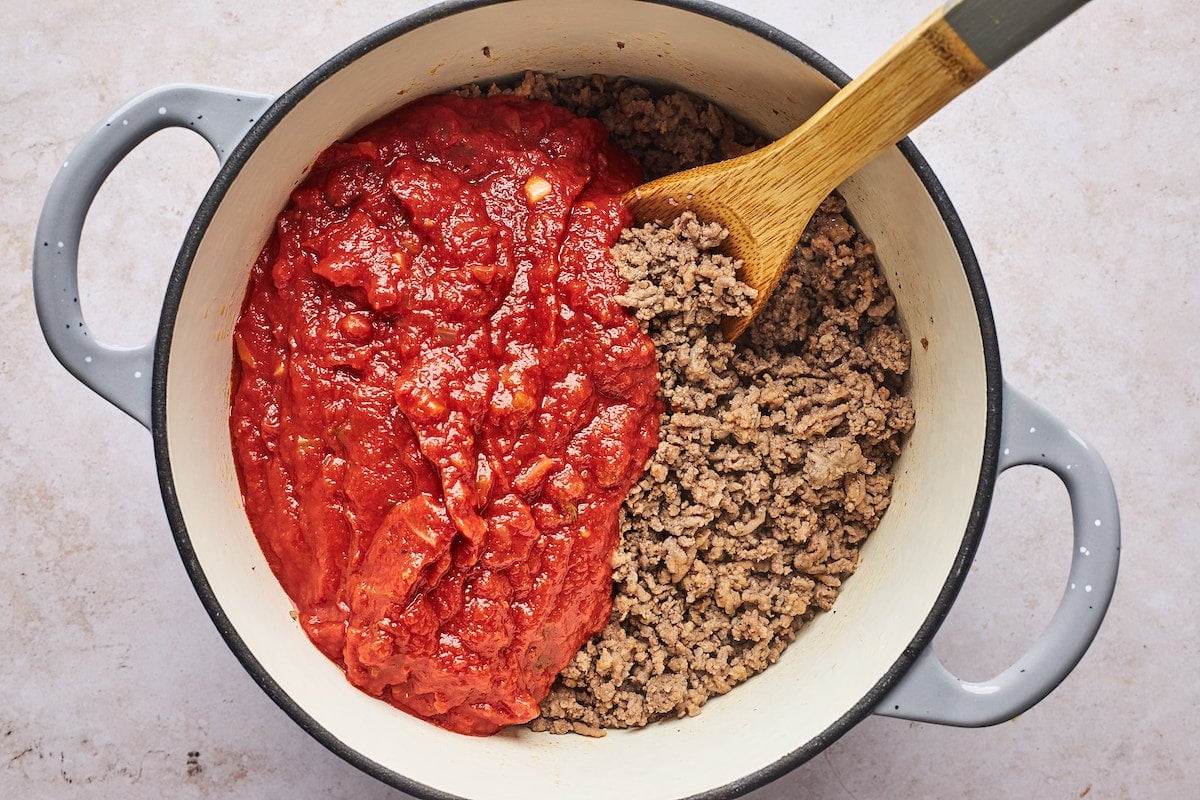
[{"x1": 161, "y1": 1, "x2": 991, "y2": 798}]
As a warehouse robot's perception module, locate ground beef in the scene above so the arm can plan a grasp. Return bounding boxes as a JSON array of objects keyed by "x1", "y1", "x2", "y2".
[
  {"x1": 456, "y1": 72, "x2": 763, "y2": 180},
  {"x1": 531, "y1": 204, "x2": 913, "y2": 735},
  {"x1": 461, "y1": 73, "x2": 914, "y2": 735}
]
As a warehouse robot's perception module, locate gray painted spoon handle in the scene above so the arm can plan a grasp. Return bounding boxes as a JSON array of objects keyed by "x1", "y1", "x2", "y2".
[{"x1": 945, "y1": 0, "x2": 1094, "y2": 69}]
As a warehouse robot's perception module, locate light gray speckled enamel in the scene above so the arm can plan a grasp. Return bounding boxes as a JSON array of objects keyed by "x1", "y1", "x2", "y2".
[
  {"x1": 944, "y1": 0, "x2": 1093, "y2": 69},
  {"x1": 32, "y1": 85, "x2": 273, "y2": 429},
  {"x1": 876, "y1": 381, "x2": 1120, "y2": 726}
]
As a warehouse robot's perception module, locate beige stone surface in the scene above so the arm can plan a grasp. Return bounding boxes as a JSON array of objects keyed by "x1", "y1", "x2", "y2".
[{"x1": 2, "y1": 1, "x2": 1195, "y2": 797}]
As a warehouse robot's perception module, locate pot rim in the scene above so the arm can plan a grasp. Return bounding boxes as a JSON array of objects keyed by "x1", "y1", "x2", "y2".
[{"x1": 151, "y1": 1, "x2": 1003, "y2": 797}]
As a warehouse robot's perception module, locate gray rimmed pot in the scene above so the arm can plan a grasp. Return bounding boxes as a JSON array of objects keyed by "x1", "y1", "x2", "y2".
[{"x1": 32, "y1": 1, "x2": 1120, "y2": 798}]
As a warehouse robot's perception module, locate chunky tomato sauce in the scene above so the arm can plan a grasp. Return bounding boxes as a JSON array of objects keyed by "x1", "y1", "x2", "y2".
[{"x1": 230, "y1": 95, "x2": 660, "y2": 735}]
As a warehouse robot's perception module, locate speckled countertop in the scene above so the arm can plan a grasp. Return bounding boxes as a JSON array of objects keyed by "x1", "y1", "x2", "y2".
[{"x1": 3, "y1": 1, "x2": 1197, "y2": 798}]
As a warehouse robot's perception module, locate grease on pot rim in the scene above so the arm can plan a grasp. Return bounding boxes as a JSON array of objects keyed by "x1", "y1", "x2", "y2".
[{"x1": 230, "y1": 93, "x2": 660, "y2": 736}]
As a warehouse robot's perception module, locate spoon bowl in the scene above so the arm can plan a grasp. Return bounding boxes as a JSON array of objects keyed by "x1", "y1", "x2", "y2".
[{"x1": 625, "y1": 0, "x2": 1092, "y2": 340}]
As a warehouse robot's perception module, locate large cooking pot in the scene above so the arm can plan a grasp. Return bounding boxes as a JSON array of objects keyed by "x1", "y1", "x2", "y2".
[{"x1": 32, "y1": 1, "x2": 1120, "y2": 798}]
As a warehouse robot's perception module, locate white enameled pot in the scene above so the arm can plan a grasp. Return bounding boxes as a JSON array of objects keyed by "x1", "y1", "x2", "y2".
[{"x1": 33, "y1": 2, "x2": 1120, "y2": 799}]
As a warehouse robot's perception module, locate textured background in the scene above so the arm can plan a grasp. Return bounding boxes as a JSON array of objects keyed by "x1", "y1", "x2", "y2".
[{"x1": 3, "y1": 1, "x2": 1197, "y2": 797}]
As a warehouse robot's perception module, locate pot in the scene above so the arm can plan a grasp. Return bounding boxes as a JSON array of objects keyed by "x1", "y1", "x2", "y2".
[{"x1": 32, "y1": 2, "x2": 1120, "y2": 798}]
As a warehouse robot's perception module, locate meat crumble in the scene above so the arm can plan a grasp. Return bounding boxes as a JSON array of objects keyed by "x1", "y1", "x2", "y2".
[{"x1": 455, "y1": 71, "x2": 763, "y2": 180}]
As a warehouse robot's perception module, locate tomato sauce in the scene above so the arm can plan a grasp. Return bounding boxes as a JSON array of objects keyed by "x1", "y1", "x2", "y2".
[{"x1": 230, "y1": 95, "x2": 660, "y2": 735}]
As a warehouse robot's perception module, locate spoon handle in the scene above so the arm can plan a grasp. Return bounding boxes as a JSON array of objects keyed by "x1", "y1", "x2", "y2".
[
  {"x1": 750, "y1": 9, "x2": 987, "y2": 212},
  {"x1": 945, "y1": 0, "x2": 1094, "y2": 69},
  {"x1": 753, "y1": 0, "x2": 1092, "y2": 213}
]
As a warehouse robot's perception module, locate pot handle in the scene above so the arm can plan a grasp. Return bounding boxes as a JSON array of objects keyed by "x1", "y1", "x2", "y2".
[
  {"x1": 875, "y1": 382, "x2": 1120, "y2": 726},
  {"x1": 33, "y1": 84, "x2": 273, "y2": 429}
]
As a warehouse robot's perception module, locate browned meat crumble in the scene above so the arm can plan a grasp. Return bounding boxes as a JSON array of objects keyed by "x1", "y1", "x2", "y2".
[{"x1": 455, "y1": 71, "x2": 763, "y2": 180}]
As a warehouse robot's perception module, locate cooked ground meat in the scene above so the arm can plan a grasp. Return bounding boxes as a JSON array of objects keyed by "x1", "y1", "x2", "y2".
[
  {"x1": 462, "y1": 73, "x2": 914, "y2": 735},
  {"x1": 531, "y1": 205, "x2": 914, "y2": 735},
  {"x1": 456, "y1": 71, "x2": 763, "y2": 179}
]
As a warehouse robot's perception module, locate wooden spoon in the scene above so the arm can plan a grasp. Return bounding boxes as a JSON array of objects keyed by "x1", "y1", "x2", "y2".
[{"x1": 624, "y1": 0, "x2": 1093, "y2": 341}]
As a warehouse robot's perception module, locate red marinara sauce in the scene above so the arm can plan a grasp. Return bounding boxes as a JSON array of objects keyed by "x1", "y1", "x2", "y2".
[{"x1": 229, "y1": 94, "x2": 660, "y2": 735}]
